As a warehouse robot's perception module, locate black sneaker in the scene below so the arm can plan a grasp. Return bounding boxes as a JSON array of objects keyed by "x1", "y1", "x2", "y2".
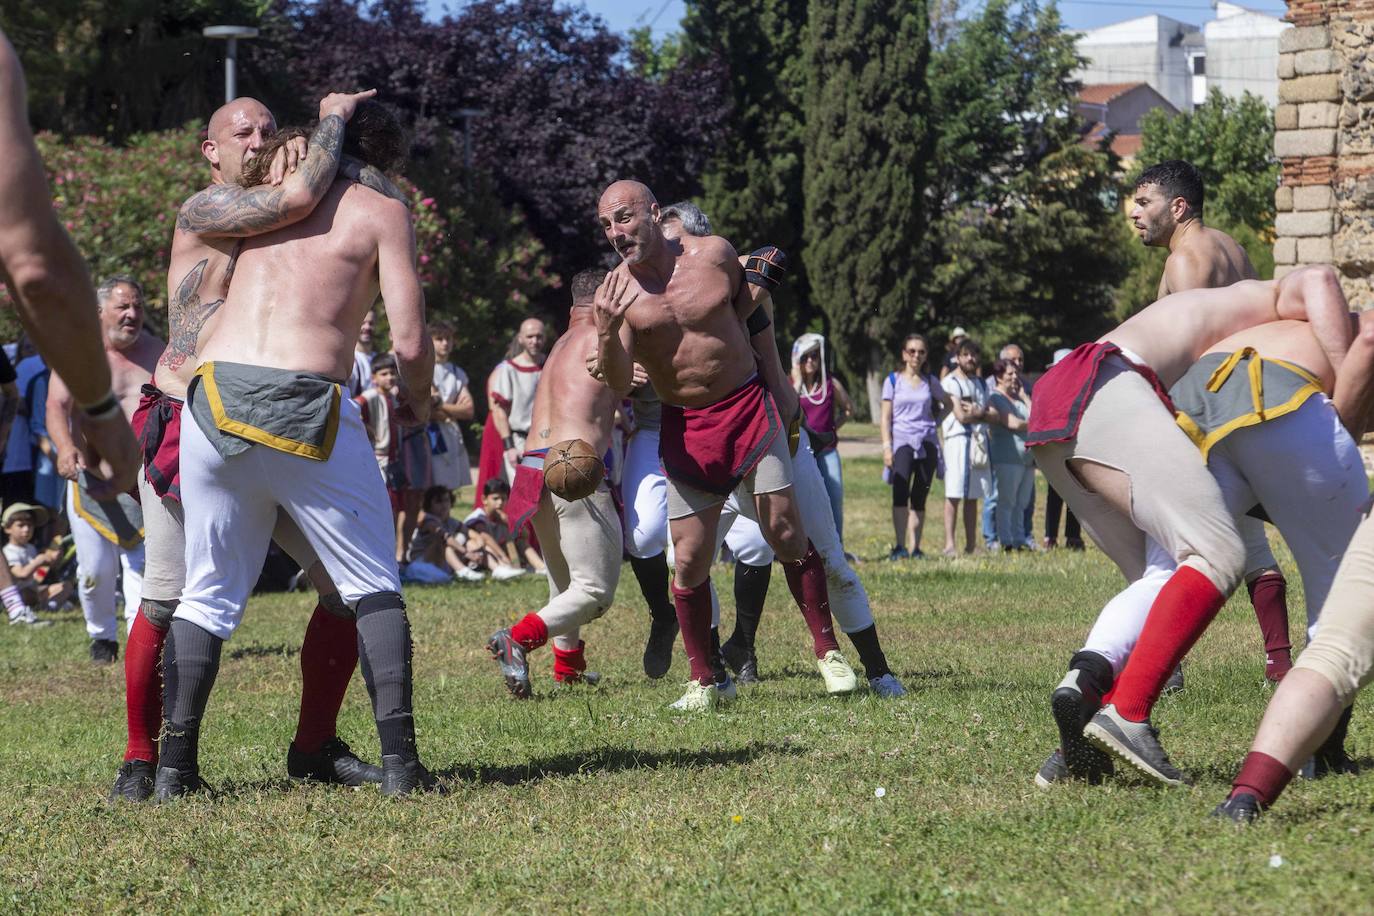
[
  {"x1": 1083, "y1": 704, "x2": 1188, "y2": 787},
  {"x1": 153, "y1": 765, "x2": 207, "y2": 802},
  {"x1": 1034, "y1": 749, "x2": 1069, "y2": 789},
  {"x1": 642, "y1": 616, "x2": 678, "y2": 680},
  {"x1": 1212, "y1": 792, "x2": 1262, "y2": 824},
  {"x1": 486, "y1": 628, "x2": 531, "y2": 698},
  {"x1": 1161, "y1": 663, "x2": 1185, "y2": 696},
  {"x1": 380, "y1": 755, "x2": 441, "y2": 797},
  {"x1": 108, "y1": 759, "x2": 155, "y2": 803},
  {"x1": 720, "y1": 639, "x2": 760, "y2": 685},
  {"x1": 887, "y1": 546, "x2": 910, "y2": 561},
  {"x1": 287, "y1": 737, "x2": 383, "y2": 786},
  {"x1": 1051, "y1": 670, "x2": 1114, "y2": 784},
  {"x1": 90, "y1": 639, "x2": 118, "y2": 665}
]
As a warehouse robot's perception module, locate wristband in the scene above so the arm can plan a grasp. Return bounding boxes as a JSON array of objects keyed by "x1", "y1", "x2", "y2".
[
  {"x1": 503, "y1": 435, "x2": 515, "y2": 448},
  {"x1": 80, "y1": 392, "x2": 121, "y2": 422}
]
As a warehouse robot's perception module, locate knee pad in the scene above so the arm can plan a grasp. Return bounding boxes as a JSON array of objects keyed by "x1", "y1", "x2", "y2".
[
  {"x1": 355, "y1": 591, "x2": 405, "y2": 618},
  {"x1": 319, "y1": 591, "x2": 354, "y2": 621},
  {"x1": 140, "y1": 598, "x2": 178, "y2": 629}
]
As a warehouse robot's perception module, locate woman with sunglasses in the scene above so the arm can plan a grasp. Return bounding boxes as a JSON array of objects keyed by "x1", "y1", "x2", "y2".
[
  {"x1": 791, "y1": 333, "x2": 855, "y2": 543},
  {"x1": 881, "y1": 334, "x2": 950, "y2": 559}
]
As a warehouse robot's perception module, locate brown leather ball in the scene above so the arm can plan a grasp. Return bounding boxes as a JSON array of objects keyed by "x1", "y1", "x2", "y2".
[{"x1": 543, "y1": 438, "x2": 604, "y2": 501}]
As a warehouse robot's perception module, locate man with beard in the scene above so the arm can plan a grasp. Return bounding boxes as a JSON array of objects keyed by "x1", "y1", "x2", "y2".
[
  {"x1": 46, "y1": 277, "x2": 161, "y2": 663},
  {"x1": 154, "y1": 98, "x2": 440, "y2": 798},
  {"x1": 593, "y1": 180, "x2": 853, "y2": 711},
  {"x1": 108, "y1": 93, "x2": 396, "y2": 802}
]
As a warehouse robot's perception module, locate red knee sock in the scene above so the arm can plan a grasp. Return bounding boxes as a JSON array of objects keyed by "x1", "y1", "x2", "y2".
[
  {"x1": 1230, "y1": 751, "x2": 1294, "y2": 808},
  {"x1": 123, "y1": 611, "x2": 168, "y2": 763},
  {"x1": 1107, "y1": 566, "x2": 1228, "y2": 722},
  {"x1": 781, "y1": 542, "x2": 840, "y2": 659},
  {"x1": 1247, "y1": 573, "x2": 1293, "y2": 682},
  {"x1": 672, "y1": 579, "x2": 715, "y2": 684},
  {"x1": 552, "y1": 640, "x2": 587, "y2": 682},
  {"x1": 510, "y1": 613, "x2": 549, "y2": 652},
  {"x1": 293, "y1": 604, "x2": 360, "y2": 754}
]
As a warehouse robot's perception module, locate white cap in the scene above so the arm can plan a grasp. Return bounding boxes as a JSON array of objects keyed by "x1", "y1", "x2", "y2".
[
  {"x1": 1048, "y1": 348, "x2": 1073, "y2": 367},
  {"x1": 950, "y1": 326, "x2": 968, "y2": 340}
]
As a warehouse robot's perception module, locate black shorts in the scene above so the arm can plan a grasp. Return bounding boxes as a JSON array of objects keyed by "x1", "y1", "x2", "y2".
[{"x1": 891, "y1": 444, "x2": 938, "y2": 510}]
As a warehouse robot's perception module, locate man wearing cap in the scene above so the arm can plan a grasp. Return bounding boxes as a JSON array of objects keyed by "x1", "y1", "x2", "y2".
[{"x1": 940, "y1": 327, "x2": 968, "y2": 379}]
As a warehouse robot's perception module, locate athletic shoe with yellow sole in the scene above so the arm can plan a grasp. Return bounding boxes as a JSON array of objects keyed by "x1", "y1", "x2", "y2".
[
  {"x1": 817, "y1": 650, "x2": 858, "y2": 694},
  {"x1": 668, "y1": 675, "x2": 736, "y2": 712}
]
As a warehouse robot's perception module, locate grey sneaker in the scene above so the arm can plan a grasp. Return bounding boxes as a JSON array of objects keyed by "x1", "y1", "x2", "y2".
[
  {"x1": 1051, "y1": 669, "x2": 1114, "y2": 784},
  {"x1": 868, "y1": 673, "x2": 907, "y2": 698},
  {"x1": 1083, "y1": 704, "x2": 1187, "y2": 786},
  {"x1": 1035, "y1": 749, "x2": 1069, "y2": 789},
  {"x1": 8, "y1": 607, "x2": 51, "y2": 627},
  {"x1": 1162, "y1": 663, "x2": 1184, "y2": 696},
  {"x1": 486, "y1": 628, "x2": 531, "y2": 699}
]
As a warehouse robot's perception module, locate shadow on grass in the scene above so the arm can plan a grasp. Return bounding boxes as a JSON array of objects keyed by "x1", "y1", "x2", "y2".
[
  {"x1": 227, "y1": 643, "x2": 301, "y2": 661},
  {"x1": 1186, "y1": 754, "x2": 1374, "y2": 789}
]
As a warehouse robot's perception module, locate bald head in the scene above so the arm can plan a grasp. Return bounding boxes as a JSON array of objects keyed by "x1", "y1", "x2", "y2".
[
  {"x1": 598, "y1": 180, "x2": 663, "y2": 266},
  {"x1": 202, "y1": 97, "x2": 277, "y2": 184}
]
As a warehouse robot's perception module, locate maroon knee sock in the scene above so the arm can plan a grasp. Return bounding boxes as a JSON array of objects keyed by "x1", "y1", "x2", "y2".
[
  {"x1": 672, "y1": 579, "x2": 715, "y2": 684},
  {"x1": 552, "y1": 640, "x2": 587, "y2": 681},
  {"x1": 293, "y1": 604, "x2": 360, "y2": 754},
  {"x1": 1247, "y1": 573, "x2": 1293, "y2": 682},
  {"x1": 1230, "y1": 751, "x2": 1294, "y2": 807},
  {"x1": 124, "y1": 611, "x2": 168, "y2": 763},
  {"x1": 1108, "y1": 566, "x2": 1228, "y2": 722},
  {"x1": 781, "y1": 542, "x2": 840, "y2": 659},
  {"x1": 509, "y1": 613, "x2": 549, "y2": 652}
]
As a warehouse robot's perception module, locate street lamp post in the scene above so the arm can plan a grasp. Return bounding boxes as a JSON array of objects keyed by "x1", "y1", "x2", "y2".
[
  {"x1": 203, "y1": 25, "x2": 260, "y2": 103},
  {"x1": 455, "y1": 108, "x2": 486, "y2": 187}
]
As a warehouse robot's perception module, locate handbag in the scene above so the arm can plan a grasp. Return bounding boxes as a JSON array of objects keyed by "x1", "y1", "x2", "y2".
[{"x1": 957, "y1": 376, "x2": 989, "y2": 470}]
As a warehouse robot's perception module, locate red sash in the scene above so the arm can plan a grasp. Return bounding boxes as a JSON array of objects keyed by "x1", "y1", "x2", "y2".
[
  {"x1": 506, "y1": 449, "x2": 549, "y2": 532},
  {"x1": 659, "y1": 376, "x2": 780, "y2": 495},
  {"x1": 1027, "y1": 342, "x2": 1174, "y2": 446},
  {"x1": 129, "y1": 383, "x2": 183, "y2": 502}
]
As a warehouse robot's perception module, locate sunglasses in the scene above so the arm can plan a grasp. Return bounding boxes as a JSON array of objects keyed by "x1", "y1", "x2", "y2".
[
  {"x1": 904, "y1": 348, "x2": 923, "y2": 355},
  {"x1": 801, "y1": 352, "x2": 820, "y2": 361}
]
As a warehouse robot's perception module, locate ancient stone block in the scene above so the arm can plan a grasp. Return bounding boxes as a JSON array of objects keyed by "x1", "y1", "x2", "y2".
[
  {"x1": 1275, "y1": 128, "x2": 1337, "y2": 158},
  {"x1": 1276, "y1": 185, "x2": 1294, "y2": 211},
  {"x1": 1274, "y1": 236, "x2": 1297, "y2": 264},
  {"x1": 1299, "y1": 101, "x2": 1341, "y2": 128},
  {"x1": 1293, "y1": 184, "x2": 1334, "y2": 210},
  {"x1": 1296, "y1": 49, "x2": 1341, "y2": 74},
  {"x1": 1276, "y1": 211, "x2": 1336, "y2": 236},
  {"x1": 1279, "y1": 53, "x2": 1296, "y2": 80},
  {"x1": 1279, "y1": 26, "x2": 1330, "y2": 53},
  {"x1": 1277, "y1": 104, "x2": 1298, "y2": 130},
  {"x1": 1279, "y1": 74, "x2": 1342, "y2": 104},
  {"x1": 1298, "y1": 237, "x2": 1334, "y2": 262}
]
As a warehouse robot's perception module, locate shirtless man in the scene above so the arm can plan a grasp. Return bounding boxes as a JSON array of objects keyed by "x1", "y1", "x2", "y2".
[
  {"x1": 593, "y1": 180, "x2": 852, "y2": 712},
  {"x1": 156, "y1": 100, "x2": 438, "y2": 798},
  {"x1": 108, "y1": 94, "x2": 393, "y2": 804},
  {"x1": 47, "y1": 277, "x2": 161, "y2": 664},
  {"x1": 1131, "y1": 159, "x2": 1294, "y2": 684},
  {"x1": 0, "y1": 29, "x2": 139, "y2": 499},
  {"x1": 486, "y1": 270, "x2": 621, "y2": 696},
  {"x1": 1027, "y1": 265, "x2": 1353, "y2": 787}
]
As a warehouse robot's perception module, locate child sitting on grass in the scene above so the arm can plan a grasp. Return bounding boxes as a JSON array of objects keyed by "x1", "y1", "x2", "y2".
[
  {"x1": 463, "y1": 478, "x2": 538, "y2": 580},
  {"x1": 403, "y1": 486, "x2": 485, "y2": 583},
  {"x1": 4, "y1": 503, "x2": 70, "y2": 624}
]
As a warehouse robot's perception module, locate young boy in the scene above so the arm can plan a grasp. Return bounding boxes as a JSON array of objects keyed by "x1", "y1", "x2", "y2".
[
  {"x1": 405, "y1": 486, "x2": 484, "y2": 583},
  {"x1": 3, "y1": 502, "x2": 69, "y2": 624},
  {"x1": 464, "y1": 478, "x2": 535, "y2": 580},
  {"x1": 355, "y1": 354, "x2": 408, "y2": 563}
]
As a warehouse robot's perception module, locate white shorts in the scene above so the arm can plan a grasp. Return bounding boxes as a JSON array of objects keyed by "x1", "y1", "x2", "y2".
[
  {"x1": 942, "y1": 431, "x2": 992, "y2": 501},
  {"x1": 622, "y1": 428, "x2": 670, "y2": 560},
  {"x1": 175, "y1": 397, "x2": 401, "y2": 640},
  {"x1": 531, "y1": 483, "x2": 622, "y2": 651}
]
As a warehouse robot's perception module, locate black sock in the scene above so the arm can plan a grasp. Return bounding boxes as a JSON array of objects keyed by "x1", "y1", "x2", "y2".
[
  {"x1": 160, "y1": 618, "x2": 223, "y2": 773},
  {"x1": 846, "y1": 624, "x2": 890, "y2": 679},
  {"x1": 629, "y1": 552, "x2": 676, "y2": 624},
  {"x1": 355, "y1": 592, "x2": 416, "y2": 761},
  {"x1": 727, "y1": 561, "x2": 771, "y2": 652},
  {"x1": 1069, "y1": 650, "x2": 1114, "y2": 726},
  {"x1": 1317, "y1": 703, "x2": 1355, "y2": 763}
]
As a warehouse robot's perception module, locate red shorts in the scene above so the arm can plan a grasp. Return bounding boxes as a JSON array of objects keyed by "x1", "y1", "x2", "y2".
[{"x1": 659, "y1": 376, "x2": 781, "y2": 496}]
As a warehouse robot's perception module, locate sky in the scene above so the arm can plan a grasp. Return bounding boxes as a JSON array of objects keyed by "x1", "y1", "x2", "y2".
[{"x1": 424, "y1": 1, "x2": 1291, "y2": 37}]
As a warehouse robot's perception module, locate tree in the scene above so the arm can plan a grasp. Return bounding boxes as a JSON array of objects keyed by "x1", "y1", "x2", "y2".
[{"x1": 803, "y1": 0, "x2": 931, "y2": 414}]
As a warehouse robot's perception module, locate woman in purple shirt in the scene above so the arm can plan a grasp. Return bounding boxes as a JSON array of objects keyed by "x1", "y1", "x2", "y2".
[
  {"x1": 792, "y1": 334, "x2": 855, "y2": 541},
  {"x1": 881, "y1": 334, "x2": 950, "y2": 559}
]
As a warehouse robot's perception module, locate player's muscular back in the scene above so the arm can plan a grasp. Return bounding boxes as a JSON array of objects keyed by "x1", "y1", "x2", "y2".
[
  {"x1": 200, "y1": 180, "x2": 393, "y2": 380},
  {"x1": 1203, "y1": 320, "x2": 1337, "y2": 392},
  {"x1": 1158, "y1": 228, "x2": 1256, "y2": 298},
  {"x1": 154, "y1": 228, "x2": 241, "y2": 395},
  {"x1": 626, "y1": 238, "x2": 754, "y2": 406},
  {"x1": 532, "y1": 319, "x2": 616, "y2": 454}
]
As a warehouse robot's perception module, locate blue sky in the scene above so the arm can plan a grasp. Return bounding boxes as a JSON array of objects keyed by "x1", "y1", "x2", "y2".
[{"x1": 423, "y1": 1, "x2": 1290, "y2": 37}]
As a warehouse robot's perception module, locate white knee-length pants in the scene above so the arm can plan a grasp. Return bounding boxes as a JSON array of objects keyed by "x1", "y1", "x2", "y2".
[
  {"x1": 67, "y1": 486, "x2": 144, "y2": 642},
  {"x1": 175, "y1": 397, "x2": 401, "y2": 640},
  {"x1": 531, "y1": 483, "x2": 622, "y2": 651}
]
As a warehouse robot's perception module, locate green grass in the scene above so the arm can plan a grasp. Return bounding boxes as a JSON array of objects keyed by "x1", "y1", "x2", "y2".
[{"x1": 3, "y1": 455, "x2": 1374, "y2": 913}]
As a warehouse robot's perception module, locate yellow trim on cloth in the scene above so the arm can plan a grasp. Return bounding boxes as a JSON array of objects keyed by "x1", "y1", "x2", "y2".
[
  {"x1": 1175, "y1": 347, "x2": 1324, "y2": 462},
  {"x1": 71, "y1": 482, "x2": 144, "y2": 549},
  {"x1": 194, "y1": 361, "x2": 341, "y2": 461}
]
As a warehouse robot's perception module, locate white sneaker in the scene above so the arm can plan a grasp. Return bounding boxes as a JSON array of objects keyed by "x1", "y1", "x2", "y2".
[
  {"x1": 491, "y1": 565, "x2": 527, "y2": 582},
  {"x1": 454, "y1": 565, "x2": 486, "y2": 582},
  {"x1": 8, "y1": 607, "x2": 52, "y2": 627},
  {"x1": 869, "y1": 673, "x2": 907, "y2": 698},
  {"x1": 668, "y1": 676, "x2": 735, "y2": 712},
  {"x1": 817, "y1": 650, "x2": 858, "y2": 694}
]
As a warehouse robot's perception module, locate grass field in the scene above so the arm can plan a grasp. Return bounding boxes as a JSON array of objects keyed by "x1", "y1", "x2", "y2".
[{"x1": 4, "y1": 440, "x2": 1374, "y2": 913}]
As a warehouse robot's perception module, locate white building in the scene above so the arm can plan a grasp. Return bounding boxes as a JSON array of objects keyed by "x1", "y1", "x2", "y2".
[{"x1": 1073, "y1": 3, "x2": 1290, "y2": 111}]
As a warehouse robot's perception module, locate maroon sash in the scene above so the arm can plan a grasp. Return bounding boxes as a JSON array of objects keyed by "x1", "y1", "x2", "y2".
[
  {"x1": 129, "y1": 383, "x2": 183, "y2": 502},
  {"x1": 659, "y1": 376, "x2": 780, "y2": 495},
  {"x1": 1027, "y1": 342, "x2": 1174, "y2": 446},
  {"x1": 506, "y1": 449, "x2": 549, "y2": 532}
]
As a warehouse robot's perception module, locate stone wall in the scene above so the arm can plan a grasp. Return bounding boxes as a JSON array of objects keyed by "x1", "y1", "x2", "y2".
[{"x1": 1274, "y1": 1, "x2": 1374, "y2": 306}]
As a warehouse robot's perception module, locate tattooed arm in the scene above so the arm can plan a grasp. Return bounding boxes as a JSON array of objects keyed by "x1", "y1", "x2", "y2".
[{"x1": 176, "y1": 89, "x2": 377, "y2": 239}]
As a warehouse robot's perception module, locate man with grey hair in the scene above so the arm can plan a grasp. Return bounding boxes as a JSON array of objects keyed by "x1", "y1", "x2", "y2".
[
  {"x1": 46, "y1": 275, "x2": 163, "y2": 663},
  {"x1": 982, "y1": 343, "x2": 1033, "y2": 549}
]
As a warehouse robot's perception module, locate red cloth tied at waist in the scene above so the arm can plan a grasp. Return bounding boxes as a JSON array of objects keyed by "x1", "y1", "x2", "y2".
[
  {"x1": 1027, "y1": 342, "x2": 1175, "y2": 446},
  {"x1": 129, "y1": 383, "x2": 183, "y2": 502},
  {"x1": 506, "y1": 449, "x2": 549, "y2": 533},
  {"x1": 660, "y1": 376, "x2": 781, "y2": 496}
]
